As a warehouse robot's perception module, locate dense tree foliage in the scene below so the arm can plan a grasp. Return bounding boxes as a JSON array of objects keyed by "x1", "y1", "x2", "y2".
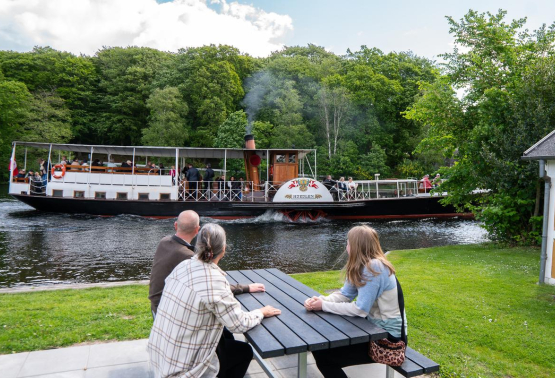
[{"x1": 406, "y1": 10, "x2": 555, "y2": 243}]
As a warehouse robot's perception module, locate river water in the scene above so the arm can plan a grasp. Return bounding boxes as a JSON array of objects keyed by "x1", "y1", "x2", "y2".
[{"x1": 0, "y1": 185, "x2": 489, "y2": 288}]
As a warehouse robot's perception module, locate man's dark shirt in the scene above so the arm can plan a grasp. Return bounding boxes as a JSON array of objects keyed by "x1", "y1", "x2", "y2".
[
  {"x1": 204, "y1": 168, "x2": 214, "y2": 182},
  {"x1": 186, "y1": 166, "x2": 200, "y2": 182},
  {"x1": 149, "y1": 235, "x2": 194, "y2": 314}
]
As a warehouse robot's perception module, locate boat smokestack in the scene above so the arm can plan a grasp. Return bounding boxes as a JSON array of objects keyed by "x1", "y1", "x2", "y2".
[{"x1": 244, "y1": 134, "x2": 256, "y2": 150}]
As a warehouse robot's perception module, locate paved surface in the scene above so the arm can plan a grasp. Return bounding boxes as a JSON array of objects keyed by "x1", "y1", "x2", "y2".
[{"x1": 2, "y1": 336, "x2": 406, "y2": 378}]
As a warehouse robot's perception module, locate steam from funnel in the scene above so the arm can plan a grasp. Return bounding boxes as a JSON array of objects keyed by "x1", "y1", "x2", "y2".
[{"x1": 242, "y1": 71, "x2": 273, "y2": 134}]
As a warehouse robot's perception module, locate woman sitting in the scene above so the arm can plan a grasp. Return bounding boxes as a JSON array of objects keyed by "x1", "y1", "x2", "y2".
[
  {"x1": 304, "y1": 225, "x2": 406, "y2": 378},
  {"x1": 148, "y1": 223, "x2": 281, "y2": 378}
]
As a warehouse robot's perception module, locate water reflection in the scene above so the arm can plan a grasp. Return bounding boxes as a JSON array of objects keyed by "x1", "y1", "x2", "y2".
[{"x1": 0, "y1": 185, "x2": 489, "y2": 288}]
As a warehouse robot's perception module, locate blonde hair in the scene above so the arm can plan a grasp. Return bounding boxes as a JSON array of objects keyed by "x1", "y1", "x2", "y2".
[
  {"x1": 344, "y1": 225, "x2": 395, "y2": 287},
  {"x1": 195, "y1": 223, "x2": 226, "y2": 262}
]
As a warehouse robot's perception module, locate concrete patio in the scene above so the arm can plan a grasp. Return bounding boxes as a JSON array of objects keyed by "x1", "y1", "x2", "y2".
[{"x1": 2, "y1": 336, "x2": 405, "y2": 378}]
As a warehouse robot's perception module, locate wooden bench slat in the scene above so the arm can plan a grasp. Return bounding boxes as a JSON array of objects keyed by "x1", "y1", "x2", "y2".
[
  {"x1": 226, "y1": 271, "x2": 308, "y2": 355},
  {"x1": 405, "y1": 347, "x2": 440, "y2": 373},
  {"x1": 259, "y1": 269, "x2": 369, "y2": 344},
  {"x1": 392, "y1": 357, "x2": 425, "y2": 377},
  {"x1": 225, "y1": 274, "x2": 284, "y2": 358},
  {"x1": 262, "y1": 269, "x2": 388, "y2": 340},
  {"x1": 239, "y1": 269, "x2": 347, "y2": 350}
]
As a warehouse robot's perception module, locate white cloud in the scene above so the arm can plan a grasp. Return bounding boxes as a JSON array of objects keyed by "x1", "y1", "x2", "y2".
[{"x1": 0, "y1": 0, "x2": 293, "y2": 57}]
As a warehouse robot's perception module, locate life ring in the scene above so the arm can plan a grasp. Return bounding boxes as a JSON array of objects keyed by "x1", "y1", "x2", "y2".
[{"x1": 51, "y1": 164, "x2": 66, "y2": 179}]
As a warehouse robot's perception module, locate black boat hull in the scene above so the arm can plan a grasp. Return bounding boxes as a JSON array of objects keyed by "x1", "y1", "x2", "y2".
[{"x1": 11, "y1": 194, "x2": 470, "y2": 220}]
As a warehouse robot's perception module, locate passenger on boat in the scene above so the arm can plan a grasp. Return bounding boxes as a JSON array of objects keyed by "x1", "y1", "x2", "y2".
[
  {"x1": 432, "y1": 174, "x2": 441, "y2": 188},
  {"x1": 31, "y1": 172, "x2": 44, "y2": 193},
  {"x1": 204, "y1": 163, "x2": 214, "y2": 197},
  {"x1": 216, "y1": 176, "x2": 225, "y2": 200},
  {"x1": 69, "y1": 158, "x2": 80, "y2": 170},
  {"x1": 324, "y1": 175, "x2": 338, "y2": 200},
  {"x1": 16, "y1": 169, "x2": 26, "y2": 178},
  {"x1": 91, "y1": 159, "x2": 103, "y2": 172},
  {"x1": 148, "y1": 222, "x2": 277, "y2": 378},
  {"x1": 38, "y1": 158, "x2": 47, "y2": 180},
  {"x1": 420, "y1": 174, "x2": 432, "y2": 192},
  {"x1": 170, "y1": 166, "x2": 176, "y2": 185},
  {"x1": 186, "y1": 163, "x2": 200, "y2": 199},
  {"x1": 348, "y1": 177, "x2": 358, "y2": 199},
  {"x1": 305, "y1": 226, "x2": 406, "y2": 378},
  {"x1": 60, "y1": 156, "x2": 69, "y2": 165}
]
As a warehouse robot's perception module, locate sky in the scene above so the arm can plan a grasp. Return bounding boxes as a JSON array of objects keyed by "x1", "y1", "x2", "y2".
[{"x1": 1, "y1": 0, "x2": 555, "y2": 61}]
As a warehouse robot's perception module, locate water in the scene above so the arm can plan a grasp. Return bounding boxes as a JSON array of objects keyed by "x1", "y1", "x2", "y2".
[{"x1": 0, "y1": 185, "x2": 489, "y2": 288}]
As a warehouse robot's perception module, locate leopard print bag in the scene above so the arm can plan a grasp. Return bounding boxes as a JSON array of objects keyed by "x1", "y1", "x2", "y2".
[
  {"x1": 368, "y1": 277, "x2": 407, "y2": 367},
  {"x1": 368, "y1": 338, "x2": 406, "y2": 366}
]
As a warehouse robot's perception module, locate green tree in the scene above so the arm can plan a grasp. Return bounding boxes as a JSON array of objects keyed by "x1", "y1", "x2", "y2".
[
  {"x1": 94, "y1": 47, "x2": 171, "y2": 145},
  {"x1": 406, "y1": 10, "x2": 555, "y2": 243},
  {"x1": 0, "y1": 80, "x2": 31, "y2": 180},
  {"x1": 19, "y1": 91, "x2": 72, "y2": 143},
  {"x1": 142, "y1": 87, "x2": 189, "y2": 147},
  {"x1": 213, "y1": 111, "x2": 247, "y2": 148}
]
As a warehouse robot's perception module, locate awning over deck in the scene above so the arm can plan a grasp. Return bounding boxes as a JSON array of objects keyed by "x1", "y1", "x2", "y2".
[{"x1": 12, "y1": 142, "x2": 315, "y2": 160}]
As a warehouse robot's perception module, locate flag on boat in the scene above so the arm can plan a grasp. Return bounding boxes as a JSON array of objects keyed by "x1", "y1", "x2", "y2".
[{"x1": 9, "y1": 158, "x2": 18, "y2": 177}]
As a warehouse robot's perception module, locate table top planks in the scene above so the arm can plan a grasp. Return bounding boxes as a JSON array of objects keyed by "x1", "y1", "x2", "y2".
[{"x1": 226, "y1": 268, "x2": 388, "y2": 358}]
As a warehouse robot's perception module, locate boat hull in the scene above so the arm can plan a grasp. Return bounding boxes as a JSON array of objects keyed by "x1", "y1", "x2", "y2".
[{"x1": 11, "y1": 194, "x2": 470, "y2": 220}]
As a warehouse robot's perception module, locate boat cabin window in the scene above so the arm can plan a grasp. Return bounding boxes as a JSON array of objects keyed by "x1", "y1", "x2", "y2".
[
  {"x1": 95, "y1": 192, "x2": 106, "y2": 199},
  {"x1": 116, "y1": 192, "x2": 128, "y2": 200},
  {"x1": 53, "y1": 190, "x2": 63, "y2": 197},
  {"x1": 74, "y1": 191, "x2": 85, "y2": 198},
  {"x1": 160, "y1": 193, "x2": 170, "y2": 200},
  {"x1": 138, "y1": 193, "x2": 149, "y2": 200},
  {"x1": 288, "y1": 154, "x2": 296, "y2": 163},
  {"x1": 276, "y1": 154, "x2": 286, "y2": 163}
]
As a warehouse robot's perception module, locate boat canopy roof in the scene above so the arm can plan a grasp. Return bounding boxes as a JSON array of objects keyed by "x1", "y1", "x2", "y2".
[{"x1": 12, "y1": 141, "x2": 315, "y2": 160}]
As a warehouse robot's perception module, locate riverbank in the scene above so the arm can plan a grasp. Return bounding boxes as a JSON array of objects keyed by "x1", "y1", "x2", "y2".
[{"x1": 1, "y1": 244, "x2": 554, "y2": 377}]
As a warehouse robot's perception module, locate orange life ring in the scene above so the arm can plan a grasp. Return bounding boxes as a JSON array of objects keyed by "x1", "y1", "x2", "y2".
[{"x1": 51, "y1": 164, "x2": 66, "y2": 179}]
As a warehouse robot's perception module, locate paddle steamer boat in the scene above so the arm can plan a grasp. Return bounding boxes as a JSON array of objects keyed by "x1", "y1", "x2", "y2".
[{"x1": 8, "y1": 136, "x2": 468, "y2": 221}]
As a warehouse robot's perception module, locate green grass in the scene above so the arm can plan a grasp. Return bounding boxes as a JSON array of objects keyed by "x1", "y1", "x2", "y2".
[
  {"x1": 293, "y1": 244, "x2": 555, "y2": 378},
  {"x1": 1, "y1": 244, "x2": 554, "y2": 377},
  {"x1": 0, "y1": 285, "x2": 152, "y2": 353}
]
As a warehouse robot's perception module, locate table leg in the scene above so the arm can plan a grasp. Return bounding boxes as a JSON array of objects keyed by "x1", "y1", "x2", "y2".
[
  {"x1": 385, "y1": 365, "x2": 395, "y2": 378},
  {"x1": 297, "y1": 352, "x2": 307, "y2": 378}
]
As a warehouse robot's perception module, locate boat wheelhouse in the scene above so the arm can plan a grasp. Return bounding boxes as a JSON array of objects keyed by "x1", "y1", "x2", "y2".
[{"x1": 8, "y1": 138, "x2": 466, "y2": 220}]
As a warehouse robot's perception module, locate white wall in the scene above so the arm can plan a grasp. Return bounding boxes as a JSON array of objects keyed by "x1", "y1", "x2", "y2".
[{"x1": 546, "y1": 161, "x2": 555, "y2": 285}]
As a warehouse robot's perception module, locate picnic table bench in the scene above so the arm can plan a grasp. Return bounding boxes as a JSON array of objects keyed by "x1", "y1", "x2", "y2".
[{"x1": 227, "y1": 268, "x2": 439, "y2": 378}]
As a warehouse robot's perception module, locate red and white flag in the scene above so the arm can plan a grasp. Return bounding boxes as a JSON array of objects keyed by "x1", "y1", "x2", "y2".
[{"x1": 9, "y1": 158, "x2": 18, "y2": 177}]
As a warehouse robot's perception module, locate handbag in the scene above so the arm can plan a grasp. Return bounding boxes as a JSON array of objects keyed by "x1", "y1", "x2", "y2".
[{"x1": 368, "y1": 277, "x2": 407, "y2": 366}]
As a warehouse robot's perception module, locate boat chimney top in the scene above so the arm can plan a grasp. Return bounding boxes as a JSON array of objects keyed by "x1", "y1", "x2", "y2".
[{"x1": 244, "y1": 134, "x2": 256, "y2": 150}]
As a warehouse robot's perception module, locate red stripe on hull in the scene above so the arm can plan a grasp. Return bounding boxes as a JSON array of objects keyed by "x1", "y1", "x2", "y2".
[{"x1": 326, "y1": 213, "x2": 474, "y2": 220}]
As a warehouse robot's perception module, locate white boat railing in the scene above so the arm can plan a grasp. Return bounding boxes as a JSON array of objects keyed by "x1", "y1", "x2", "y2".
[{"x1": 177, "y1": 181, "x2": 255, "y2": 202}]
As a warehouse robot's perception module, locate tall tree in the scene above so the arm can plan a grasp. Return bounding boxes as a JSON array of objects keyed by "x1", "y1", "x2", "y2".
[
  {"x1": 406, "y1": 10, "x2": 555, "y2": 243},
  {"x1": 142, "y1": 87, "x2": 189, "y2": 147},
  {"x1": 94, "y1": 47, "x2": 171, "y2": 145}
]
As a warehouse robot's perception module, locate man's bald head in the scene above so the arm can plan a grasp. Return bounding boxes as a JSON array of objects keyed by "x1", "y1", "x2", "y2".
[{"x1": 175, "y1": 210, "x2": 200, "y2": 236}]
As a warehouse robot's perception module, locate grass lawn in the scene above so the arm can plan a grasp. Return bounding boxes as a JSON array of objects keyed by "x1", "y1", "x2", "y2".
[{"x1": 1, "y1": 244, "x2": 554, "y2": 377}]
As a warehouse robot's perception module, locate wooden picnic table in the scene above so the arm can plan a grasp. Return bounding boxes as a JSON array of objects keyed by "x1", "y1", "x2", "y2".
[{"x1": 226, "y1": 268, "x2": 389, "y2": 378}]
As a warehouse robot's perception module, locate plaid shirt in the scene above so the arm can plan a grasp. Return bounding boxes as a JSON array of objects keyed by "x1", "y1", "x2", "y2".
[{"x1": 148, "y1": 257, "x2": 263, "y2": 378}]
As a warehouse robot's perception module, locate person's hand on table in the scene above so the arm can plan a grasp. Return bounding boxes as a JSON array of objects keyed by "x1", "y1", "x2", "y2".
[
  {"x1": 260, "y1": 305, "x2": 281, "y2": 317},
  {"x1": 304, "y1": 296, "x2": 323, "y2": 311},
  {"x1": 249, "y1": 283, "x2": 265, "y2": 292}
]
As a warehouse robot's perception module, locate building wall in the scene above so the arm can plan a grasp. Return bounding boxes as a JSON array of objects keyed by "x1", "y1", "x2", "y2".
[{"x1": 546, "y1": 161, "x2": 555, "y2": 285}]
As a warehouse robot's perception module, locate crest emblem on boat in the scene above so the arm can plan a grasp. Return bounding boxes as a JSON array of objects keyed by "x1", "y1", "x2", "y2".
[{"x1": 298, "y1": 178, "x2": 309, "y2": 192}]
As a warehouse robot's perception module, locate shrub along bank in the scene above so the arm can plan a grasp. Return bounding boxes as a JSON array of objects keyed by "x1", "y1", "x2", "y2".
[{"x1": 1, "y1": 244, "x2": 554, "y2": 377}]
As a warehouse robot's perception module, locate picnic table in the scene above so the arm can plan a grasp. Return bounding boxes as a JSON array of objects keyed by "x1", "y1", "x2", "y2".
[{"x1": 227, "y1": 268, "x2": 440, "y2": 378}]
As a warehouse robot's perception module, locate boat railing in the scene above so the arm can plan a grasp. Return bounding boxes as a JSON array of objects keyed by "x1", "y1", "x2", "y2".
[
  {"x1": 334, "y1": 179, "x2": 422, "y2": 201},
  {"x1": 177, "y1": 181, "x2": 255, "y2": 202}
]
